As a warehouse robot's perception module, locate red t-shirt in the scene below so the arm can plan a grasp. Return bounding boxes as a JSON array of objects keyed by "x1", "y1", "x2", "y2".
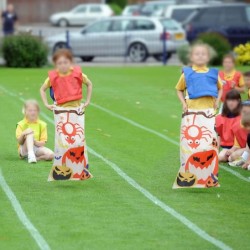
[{"x1": 216, "y1": 115, "x2": 241, "y2": 147}]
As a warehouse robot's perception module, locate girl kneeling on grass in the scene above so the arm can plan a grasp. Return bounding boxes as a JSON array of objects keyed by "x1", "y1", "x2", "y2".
[
  {"x1": 40, "y1": 49, "x2": 93, "y2": 181},
  {"x1": 173, "y1": 43, "x2": 223, "y2": 189},
  {"x1": 216, "y1": 90, "x2": 242, "y2": 162},
  {"x1": 228, "y1": 101, "x2": 250, "y2": 169},
  {"x1": 16, "y1": 100, "x2": 54, "y2": 163}
]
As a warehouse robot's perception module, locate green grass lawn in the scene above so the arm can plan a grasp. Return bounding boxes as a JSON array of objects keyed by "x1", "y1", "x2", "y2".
[{"x1": 0, "y1": 66, "x2": 249, "y2": 250}]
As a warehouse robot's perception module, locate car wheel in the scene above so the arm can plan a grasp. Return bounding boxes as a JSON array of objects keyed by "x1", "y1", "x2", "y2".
[
  {"x1": 80, "y1": 56, "x2": 94, "y2": 62},
  {"x1": 58, "y1": 19, "x2": 69, "y2": 27},
  {"x1": 53, "y1": 42, "x2": 68, "y2": 53},
  {"x1": 153, "y1": 53, "x2": 172, "y2": 62},
  {"x1": 128, "y1": 42, "x2": 148, "y2": 62}
]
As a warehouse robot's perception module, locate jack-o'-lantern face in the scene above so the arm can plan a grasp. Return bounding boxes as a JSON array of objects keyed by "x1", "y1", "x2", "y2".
[
  {"x1": 176, "y1": 172, "x2": 197, "y2": 187},
  {"x1": 206, "y1": 175, "x2": 218, "y2": 188},
  {"x1": 65, "y1": 146, "x2": 85, "y2": 164},
  {"x1": 189, "y1": 150, "x2": 216, "y2": 169},
  {"x1": 52, "y1": 166, "x2": 72, "y2": 180}
]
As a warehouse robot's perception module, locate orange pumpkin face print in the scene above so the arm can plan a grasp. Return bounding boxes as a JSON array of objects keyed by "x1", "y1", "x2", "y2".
[
  {"x1": 183, "y1": 150, "x2": 219, "y2": 187},
  {"x1": 181, "y1": 114, "x2": 212, "y2": 149},
  {"x1": 62, "y1": 146, "x2": 87, "y2": 167}
]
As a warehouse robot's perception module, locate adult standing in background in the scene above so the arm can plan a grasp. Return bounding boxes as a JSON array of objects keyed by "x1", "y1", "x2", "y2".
[{"x1": 1, "y1": 3, "x2": 18, "y2": 36}]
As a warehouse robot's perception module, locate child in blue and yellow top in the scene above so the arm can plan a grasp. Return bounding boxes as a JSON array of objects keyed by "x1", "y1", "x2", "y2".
[
  {"x1": 173, "y1": 44, "x2": 223, "y2": 189},
  {"x1": 16, "y1": 100, "x2": 54, "y2": 163}
]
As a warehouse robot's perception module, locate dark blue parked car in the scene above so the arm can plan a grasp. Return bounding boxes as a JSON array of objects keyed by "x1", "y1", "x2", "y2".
[{"x1": 183, "y1": 3, "x2": 250, "y2": 46}]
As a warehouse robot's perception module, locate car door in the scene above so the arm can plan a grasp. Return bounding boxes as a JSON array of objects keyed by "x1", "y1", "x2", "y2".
[
  {"x1": 219, "y1": 6, "x2": 250, "y2": 46},
  {"x1": 109, "y1": 19, "x2": 135, "y2": 55},
  {"x1": 70, "y1": 20, "x2": 112, "y2": 56},
  {"x1": 86, "y1": 5, "x2": 103, "y2": 24},
  {"x1": 70, "y1": 5, "x2": 87, "y2": 25}
]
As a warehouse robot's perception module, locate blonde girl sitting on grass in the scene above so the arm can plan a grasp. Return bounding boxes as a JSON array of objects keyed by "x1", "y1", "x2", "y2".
[{"x1": 16, "y1": 100, "x2": 54, "y2": 163}]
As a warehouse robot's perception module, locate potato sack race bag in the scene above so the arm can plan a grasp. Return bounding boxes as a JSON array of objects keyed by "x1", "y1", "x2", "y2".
[
  {"x1": 48, "y1": 105, "x2": 92, "y2": 181},
  {"x1": 173, "y1": 109, "x2": 219, "y2": 189}
]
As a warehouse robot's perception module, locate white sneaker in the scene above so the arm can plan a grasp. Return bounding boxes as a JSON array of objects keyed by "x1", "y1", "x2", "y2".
[
  {"x1": 28, "y1": 153, "x2": 37, "y2": 164},
  {"x1": 228, "y1": 158, "x2": 245, "y2": 167}
]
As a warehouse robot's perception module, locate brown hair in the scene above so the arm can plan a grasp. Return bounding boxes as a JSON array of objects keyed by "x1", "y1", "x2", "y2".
[
  {"x1": 243, "y1": 71, "x2": 250, "y2": 77},
  {"x1": 22, "y1": 99, "x2": 40, "y2": 114},
  {"x1": 52, "y1": 49, "x2": 73, "y2": 63},
  {"x1": 221, "y1": 90, "x2": 241, "y2": 117},
  {"x1": 223, "y1": 54, "x2": 235, "y2": 64}
]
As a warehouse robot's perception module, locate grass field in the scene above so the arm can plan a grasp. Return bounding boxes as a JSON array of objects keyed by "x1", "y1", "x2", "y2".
[{"x1": 0, "y1": 66, "x2": 249, "y2": 250}]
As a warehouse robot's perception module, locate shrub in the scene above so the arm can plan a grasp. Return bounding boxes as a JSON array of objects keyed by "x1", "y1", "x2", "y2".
[
  {"x1": 177, "y1": 44, "x2": 190, "y2": 65},
  {"x1": 234, "y1": 42, "x2": 250, "y2": 66},
  {"x1": 109, "y1": 3, "x2": 122, "y2": 15},
  {"x1": 196, "y1": 32, "x2": 231, "y2": 65},
  {"x1": 2, "y1": 33, "x2": 48, "y2": 68}
]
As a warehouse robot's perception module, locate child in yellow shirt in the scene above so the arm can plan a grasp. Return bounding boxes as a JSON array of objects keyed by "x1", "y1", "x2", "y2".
[{"x1": 16, "y1": 100, "x2": 54, "y2": 163}]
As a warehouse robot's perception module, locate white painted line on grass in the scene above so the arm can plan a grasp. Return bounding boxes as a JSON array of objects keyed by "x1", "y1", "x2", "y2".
[
  {"x1": 90, "y1": 103, "x2": 250, "y2": 183},
  {"x1": 0, "y1": 85, "x2": 234, "y2": 249},
  {"x1": 0, "y1": 169, "x2": 51, "y2": 250}
]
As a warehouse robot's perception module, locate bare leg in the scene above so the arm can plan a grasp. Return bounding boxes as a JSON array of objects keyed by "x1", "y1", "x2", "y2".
[
  {"x1": 36, "y1": 147, "x2": 54, "y2": 161},
  {"x1": 26, "y1": 133, "x2": 35, "y2": 154},
  {"x1": 228, "y1": 148, "x2": 246, "y2": 162},
  {"x1": 218, "y1": 149, "x2": 229, "y2": 162}
]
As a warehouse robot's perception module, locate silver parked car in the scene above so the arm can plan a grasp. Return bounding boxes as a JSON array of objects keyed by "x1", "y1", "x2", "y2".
[
  {"x1": 50, "y1": 4, "x2": 113, "y2": 27},
  {"x1": 46, "y1": 16, "x2": 188, "y2": 62}
]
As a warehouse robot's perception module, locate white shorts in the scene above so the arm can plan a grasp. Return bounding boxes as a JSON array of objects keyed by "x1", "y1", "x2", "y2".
[{"x1": 19, "y1": 145, "x2": 39, "y2": 157}]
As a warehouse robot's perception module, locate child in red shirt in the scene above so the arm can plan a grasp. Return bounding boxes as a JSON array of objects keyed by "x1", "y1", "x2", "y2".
[
  {"x1": 219, "y1": 54, "x2": 245, "y2": 104},
  {"x1": 216, "y1": 90, "x2": 241, "y2": 162}
]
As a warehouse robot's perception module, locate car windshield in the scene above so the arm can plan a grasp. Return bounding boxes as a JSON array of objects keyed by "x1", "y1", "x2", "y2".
[
  {"x1": 172, "y1": 8, "x2": 199, "y2": 22},
  {"x1": 160, "y1": 18, "x2": 181, "y2": 30}
]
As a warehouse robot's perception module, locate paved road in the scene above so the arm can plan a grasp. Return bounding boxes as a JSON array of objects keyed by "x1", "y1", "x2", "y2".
[{"x1": 1, "y1": 23, "x2": 181, "y2": 66}]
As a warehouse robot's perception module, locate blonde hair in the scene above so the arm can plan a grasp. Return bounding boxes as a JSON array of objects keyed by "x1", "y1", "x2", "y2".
[
  {"x1": 189, "y1": 42, "x2": 216, "y2": 63},
  {"x1": 22, "y1": 99, "x2": 40, "y2": 114}
]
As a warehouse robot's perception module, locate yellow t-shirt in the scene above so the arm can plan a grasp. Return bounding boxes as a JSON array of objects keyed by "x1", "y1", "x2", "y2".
[
  {"x1": 16, "y1": 118, "x2": 47, "y2": 147},
  {"x1": 221, "y1": 70, "x2": 245, "y2": 87},
  {"x1": 45, "y1": 68, "x2": 89, "y2": 108},
  {"x1": 175, "y1": 66, "x2": 222, "y2": 109}
]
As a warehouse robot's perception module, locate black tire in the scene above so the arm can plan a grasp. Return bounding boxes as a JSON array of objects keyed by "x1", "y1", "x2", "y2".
[
  {"x1": 128, "y1": 42, "x2": 148, "y2": 62},
  {"x1": 58, "y1": 18, "x2": 69, "y2": 27},
  {"x1": 53, "y1": 42, "x2": 68, "y2": 53},
  {"x1": 80, "y1": 56, "x2": 94, "y2": 62},
  {"x1": 153, "y1": 53, "x2": 172, "y2": 62}
]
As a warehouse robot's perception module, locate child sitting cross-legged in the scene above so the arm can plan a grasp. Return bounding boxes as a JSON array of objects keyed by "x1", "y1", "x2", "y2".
[{"x1": 16, "y1": 100, "x2": 54, "y2": 163}]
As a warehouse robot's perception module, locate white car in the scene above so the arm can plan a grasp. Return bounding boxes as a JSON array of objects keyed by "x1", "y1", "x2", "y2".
[
  {"x1": 46, "y1": 16, "x2": 188, "y2": 63},
  {"x1": 122, "y1": 5, "x2": 140, "y2": 16},
  {"x1": 50, "y1": 4, "x2": 113, "y2": 27}
]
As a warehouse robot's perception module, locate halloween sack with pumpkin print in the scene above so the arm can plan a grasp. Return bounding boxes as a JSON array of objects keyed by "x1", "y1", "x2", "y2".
[
  {"x1": 173, "y1": 110, "x2": 219, "y2": 189},
  {"x1": 48, "y1": 106, "x2": 92, "y2": 181}
]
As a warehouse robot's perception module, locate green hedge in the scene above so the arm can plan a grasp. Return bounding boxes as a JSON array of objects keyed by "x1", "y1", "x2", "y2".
[{"x1": 2, "y1": 33, "x2": 48, "y2": 68}]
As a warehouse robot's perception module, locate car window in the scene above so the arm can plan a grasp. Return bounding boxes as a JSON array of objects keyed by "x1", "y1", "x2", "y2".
[
  {"x1": 86, "y1": 21, "x2": 111, "y2": 33},
  {"x1": 172, "y1": 8, "x2": 197, "y2": 22},
  {"x1": 73, "y1": 6, "x2": 87, "y2": 13},
  {"x1": 111, "y1": 20, "x2": 134, "y2": 31},
  {"x1": 89, "y1": 6, "x2": 102, "y2": 13},
  {"x1": 160, "y1": 19, "x2": 181, "y2": 30},
  {"x1": 220, "y1": 6, "x2": 247, "y2": 25},
  {"x1": 246, "y1": 6, "x2": 250, "y2": 22},
  {"x1": 135, "y1": 20, "x2": 155, "y2": 30},
  {"x1": 193, "y1": 8, "x2": 220, "y2": 25}
]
